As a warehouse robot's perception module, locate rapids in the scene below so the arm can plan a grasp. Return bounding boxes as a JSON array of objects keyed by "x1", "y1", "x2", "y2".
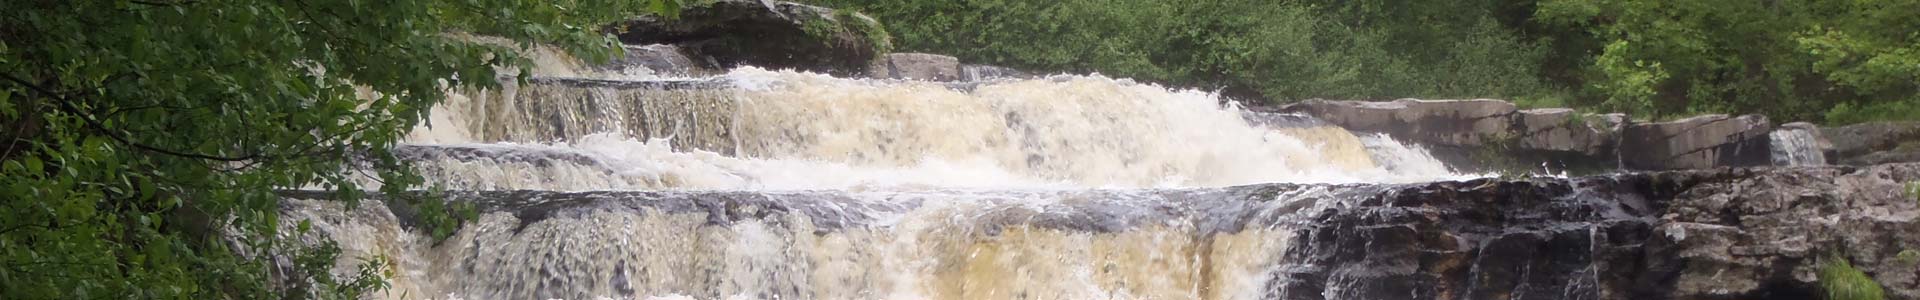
[{"x1": 299, "y1": 46, "x2": 1486, "y2": 300}]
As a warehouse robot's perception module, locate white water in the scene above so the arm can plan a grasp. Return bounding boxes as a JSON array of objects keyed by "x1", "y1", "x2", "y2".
[
  {"x1": 1769, "y1": 127, "x2": 1826, "y2": 166},
  {"x1": 398, "y1": 67, "x2": 1466, "y2": 191},
  {"x1": 302, "y1": 46, "x2": 1479, "y2": 300}
]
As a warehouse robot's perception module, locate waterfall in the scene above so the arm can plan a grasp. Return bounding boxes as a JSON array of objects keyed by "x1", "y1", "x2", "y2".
[
  {"x1": 304, "y1": 47, "x2": 1486, "y2": 300},
  {"x1": 1769, "y1": 126, "x2": 1826, "y2": 166}
]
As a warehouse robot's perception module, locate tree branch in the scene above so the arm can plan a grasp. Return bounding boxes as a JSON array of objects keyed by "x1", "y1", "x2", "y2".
[{"x1": 0, "y1": 73, "x2": 263, "y2": 162}]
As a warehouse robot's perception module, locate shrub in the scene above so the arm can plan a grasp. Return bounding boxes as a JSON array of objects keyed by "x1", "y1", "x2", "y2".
[{"x1": 1819, "y1": 255, "x2": 1886, "y2": 300}]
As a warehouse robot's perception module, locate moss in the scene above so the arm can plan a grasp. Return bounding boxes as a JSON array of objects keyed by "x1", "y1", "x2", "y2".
[
  {"x1": 842, "y1": 11, "x2": 894, "y2": 54},
  {"x1": 1819, "y1": 255, "x2": 1886, "y2": 300},
  {"x1": 799, "y1": 13, "x2": 840, "y2": 42},
  {"x1": 797, "y1": 10, "x2": 894, "y2": 56},
  {"x1": 1896, "y1": 250, "x2": 1920, "y2": 266},
  {"x1": 1907, "y1": 181, "x2": 1920, "y2": 203}
]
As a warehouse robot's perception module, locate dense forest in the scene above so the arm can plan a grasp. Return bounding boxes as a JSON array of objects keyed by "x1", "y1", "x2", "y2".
[
  {"x1": 808, "y1": 0, "x2": 1920, "y2": 124},
  {"x1": 1, "y1": 0, "x2": 674, "y2": 298}
]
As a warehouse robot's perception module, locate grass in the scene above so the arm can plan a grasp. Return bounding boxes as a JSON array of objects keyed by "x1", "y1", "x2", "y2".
[
  {"x1": 1905, "y1": 181, "x2": 1919, "y2": 204},
  {"x1": 1819, "y1": 254, "x2": 1886, "y2": 300}
]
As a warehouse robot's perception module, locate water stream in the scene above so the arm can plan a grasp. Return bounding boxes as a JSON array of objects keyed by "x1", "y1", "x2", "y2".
[{"x1": 295, "y1": 47, "x2": 1483, "y2": 300}]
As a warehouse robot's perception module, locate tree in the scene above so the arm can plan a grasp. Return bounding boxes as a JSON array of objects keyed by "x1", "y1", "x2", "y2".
[
  {"x1": 0, "y1": 0, "x2": 675, "y2": 298},
  {"x1": 804, "y1": 0, "x2": 1559, "y2": 105},
  {"x1": 1535, "y1": 0, "x2": 1919, "y2": 122}
]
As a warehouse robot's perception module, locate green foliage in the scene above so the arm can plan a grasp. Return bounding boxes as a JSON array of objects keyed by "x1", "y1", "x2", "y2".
[
  {"x1": 391, "y1": 189, "x2": 478, "y2": 243},
  {"x1": 1819, "y1": 254, "x2": 1886, "y2": 300},
  {"x1": 1906, "y1": 181, "x2": 1920, "y2": 203},
  {"x1": 807, "y1": 0, "x2": 1918, "y2": 124},
  {"x1": 1533, "y1": 0, "x2": 1919, "y2": 122},
  {"x1": 798, "y1": 10, "x2": 894, "y2": 58},
  {"x1": 805, "y1": 0, "x2": 1557, "y2": 103},
  {"x1": 1, "y1": 0, "x2": 674, "y2": 298}
]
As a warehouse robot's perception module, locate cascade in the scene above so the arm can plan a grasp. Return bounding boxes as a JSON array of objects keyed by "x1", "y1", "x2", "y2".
[
  {"x1": 1768, "y1": 126, "x2": 1826, "y2": 166},
  {"x1": 302, "y1": 47, "x2": 1489, "y2": 300}
]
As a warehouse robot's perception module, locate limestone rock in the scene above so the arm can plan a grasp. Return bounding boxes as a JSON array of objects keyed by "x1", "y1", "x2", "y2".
[
  {"x1": 1823, "y1": 121, "x2": 1920, "y2": 165},
  {"x1": 866, "y1": 53, "x2": 961, "y2": 81},
  {"x1": 1281, "y1": 98, "x2": 1518, "y2": 146},
  {"x1": 1515, "y1": 108, "x2": 1623, "y2": 156},
  {"x1": 1620, "y1": 114, "x2": 1772, "y2": 170},
  {"x1": 608, "y1": 0, "x2": 891, "y2": 76},
  {"x1": 1277, "y1": 99, "x2": 1624, "y2": 173}
]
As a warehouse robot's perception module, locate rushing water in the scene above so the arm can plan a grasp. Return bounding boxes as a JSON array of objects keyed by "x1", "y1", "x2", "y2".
[
  {"x1": 1768, "y1": 126, "x2": 1826, "y2": 166},
  {"x1": 296, "y1": 46, "x2": 1481, "y2": 300}
]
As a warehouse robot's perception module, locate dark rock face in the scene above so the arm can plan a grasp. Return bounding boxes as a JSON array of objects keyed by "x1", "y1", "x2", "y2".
[
  {"x1": 1272, "y1": 163, "x2": 1920, "y2": 300},
  {"x1": 1824, "y1": 122, "x2": 1920, "y2": 166},
  {"x1": 608, "y1": 0, "x2": 890, "y2": 76},
  {"x1": 1619, "y1": 114, "x2": 1774, "y2": 170},
  {"x1": 866, "y1": 53, "x2": 961, "y2": 81}
]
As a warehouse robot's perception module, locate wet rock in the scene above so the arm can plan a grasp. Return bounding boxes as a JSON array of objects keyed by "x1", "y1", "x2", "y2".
[
  {"x1": 959, "y1": 64, "x2": 1031, "y2": 81},
  {"x1": 608, "y1": 0, "x2": 891, "y2": 76},
  {"x1": 1620, "y1": 114, "x2": 1773, "y2": 170},
  {"x1": 1271, "y1": 163, "x2": 1920, "y2": 300},
  {"x1": 1823, "y1": 121, "x2": 1920, "y2": 166},
  {"x1": 285, "y1": 163, "x2": 1920, "y2": 299},
  {"x1": 1769, "y1": 122, "x2": 1829, "y2": 166},
  {"x1": 596, "y1": 44, "x2": 716, "y2": 77},
  {"x1": 866, "y1": 53, "x2": 961, "y2": 81}
]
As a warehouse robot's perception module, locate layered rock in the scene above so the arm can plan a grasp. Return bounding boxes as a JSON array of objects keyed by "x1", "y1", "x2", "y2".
[
  {"x1": 1824, "y1": 121, "x2": 1920, "y2": 166},
  {"x1": 1276, "y1": 99, "x2": 1814, "y2": 172},
  {"x1": 866, "y1": 53, "x2": 961, "y2": 81},
  {"x1": 1275, "y1": 99, "x2": 1627, "y2": 173},
  {"x1": 959, "y1": 64, "x2": 1031, "y2": 81},
  {"x1": 1272, "y1": 163, "x2": 1920, "y2": 300},
  {"x1": 1620, "y1": 114, "x2": 1773, "y2": 170},
  {"x1": 607, "y1": 0, "x2": 891, "y2": 76}
]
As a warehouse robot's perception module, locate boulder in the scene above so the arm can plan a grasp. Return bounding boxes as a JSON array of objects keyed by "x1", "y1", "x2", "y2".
[
  {"x1": 1620, "y1": 114, "x2": 1773, "y2": 170},
  {"x1": 607, "y1": 0, "x2": 892, "y2": 76},
  {"x1": 1823, "y1": 121, "x2": 1920, "y2": 166},
  {"x1": 866, "y1": 53, "x2": 961, "y2": 81}
]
